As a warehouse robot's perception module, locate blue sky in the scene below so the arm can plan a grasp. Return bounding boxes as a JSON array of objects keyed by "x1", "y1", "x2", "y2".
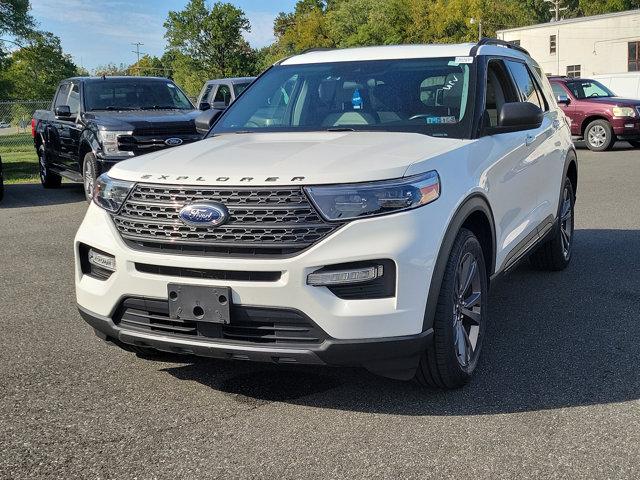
[{"x1": 29, "y1": 0, "x2": 298, "y2": 71}]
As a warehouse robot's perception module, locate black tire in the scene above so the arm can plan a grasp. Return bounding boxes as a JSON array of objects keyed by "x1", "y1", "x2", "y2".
[
  {"x1": 38, "y1": 145, "x2": 62, "y2": 188},
  {"x1": 414, "y1": 228, "x2": 488, "y2": 389},
  {"x1": 529, "y1": 177, "x2": 575, "y2": 271},
  {"x1": 82, "y1": 152, "x2": 99, "y2": 202},
  {"x1": 628, "y1": 140, "x2": 640, "y2": 148},
  {"x1": 584, "y1": 119, "x2": 615, "y2": 151}
]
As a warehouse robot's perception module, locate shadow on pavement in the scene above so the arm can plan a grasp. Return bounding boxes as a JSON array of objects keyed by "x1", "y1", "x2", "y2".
[
  {"x1": 163, "y1": 228, "x2": 640, "y2": 415},
  {"x1": 0, "y1": 182, "x2": 85, "y2": 208}
]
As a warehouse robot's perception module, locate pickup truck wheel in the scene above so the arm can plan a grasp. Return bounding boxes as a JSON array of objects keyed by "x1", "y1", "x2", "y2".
[
  {"x1": 529, "y1": 177, "x2": 575, "y2": 271},
  {"x1": 82, "y1": 153, "x2": 99, "y2": 202},
  {"x1": 584, "y1": 119, "x2": 615, "y2": 151},
  {"x1": 38, "y1": 146, "x2": 62, "y2": 188},
  {"x1": 414, "y1": 228, "x2": 488, "y2": 389},
  {"x1": 628, "y1": 140, "x2": 640, "y2": 148}
]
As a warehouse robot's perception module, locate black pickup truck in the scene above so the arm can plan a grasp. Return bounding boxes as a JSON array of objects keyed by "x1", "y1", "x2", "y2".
[{"x1": 32, "y1": 76, "x2": 202, "y2": 200}]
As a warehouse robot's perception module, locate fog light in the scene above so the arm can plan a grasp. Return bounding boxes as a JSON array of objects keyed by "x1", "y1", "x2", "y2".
[
  {"x1": 307, "y1": 265, "x2": 383, "y2": 286},
  {"x1": 88, "y1": 249, "x2": 116, "y2": 272}
]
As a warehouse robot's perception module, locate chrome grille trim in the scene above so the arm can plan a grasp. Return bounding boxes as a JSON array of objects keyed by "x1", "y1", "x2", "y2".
[{"x1": 112, "y1": 183, "x2": 341, "y2": 256}]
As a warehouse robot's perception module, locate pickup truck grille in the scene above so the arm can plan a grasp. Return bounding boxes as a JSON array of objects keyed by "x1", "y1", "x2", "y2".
[{"x1": 112, "y1": 184, "x2": 340, "y2": 257}]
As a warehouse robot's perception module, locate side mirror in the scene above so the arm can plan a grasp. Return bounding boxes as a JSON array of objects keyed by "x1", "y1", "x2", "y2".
[
  {"x1": 556, "y1": 94, "x2": 570, "y2": 105},
  {"x1": 199, "y1": 102, "x2": 211, "y2": 111},
  {"x1": 195, "y1": 108, "x2": 224, "y2": 135},
  {"x1": 496, "y1": 102, "x2": 544, "y2": 132},
  {"x1": 55, "y1": 105, "x2": 71, "y2": 118}
]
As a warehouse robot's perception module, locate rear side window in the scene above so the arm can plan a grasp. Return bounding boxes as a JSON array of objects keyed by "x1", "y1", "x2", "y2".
[{"x1": 506, "y1": 60, "x2": 547, "y2": 111}]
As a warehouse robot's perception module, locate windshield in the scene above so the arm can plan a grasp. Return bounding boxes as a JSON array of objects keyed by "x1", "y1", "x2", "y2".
[
  {"x1": 233, "y1": 82, "x2": 251, "y2": 97},
  {"x1": 212, "y1": 58, "x2": 475, "y2": 139},
  {"x1": 565, "y1": 80, "x2": 615, "y2": 99},
  {"x1": 84, "y1": 80, "x2": 193, "y2": 111}
]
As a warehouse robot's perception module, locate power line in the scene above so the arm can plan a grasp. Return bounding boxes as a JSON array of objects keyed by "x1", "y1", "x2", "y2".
[
  {"x1": 544, "y1": 0, "x2": 569, "y2": 22},
  {"x1": 131, "y1": 42, "x2": 145, "y2": 74}
]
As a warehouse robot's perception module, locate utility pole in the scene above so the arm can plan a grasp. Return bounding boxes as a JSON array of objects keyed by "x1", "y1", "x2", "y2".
[
  {"x1": 544, "y1": 0, "x2": 568, "y2": 22},
  {"x1": 131, "y1": 42, "x2": 144, "y2": 75},
  {"x1": 469, "y1": 17, "x2": 483, "y2": 41}
]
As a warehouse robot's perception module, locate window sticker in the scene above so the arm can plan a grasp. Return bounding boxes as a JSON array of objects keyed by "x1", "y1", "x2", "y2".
[
  {"x1": 167, "y1": 83, "x2": 176, "y2": 88},
  {"x1": 352, "y1": 88, "x2": 363, "y2": 110},
  {"x1": 425, "y1": 116, "x2": 457, "y2": 124},
  {"x1": 455, "y1": 56, "x2": 474, "y2": 64}
]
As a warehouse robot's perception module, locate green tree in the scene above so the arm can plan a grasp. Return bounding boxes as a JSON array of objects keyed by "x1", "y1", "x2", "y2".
[
  {"x1": 578, "y1": 0, "x2": 640, "y2": 16},
  {"x1": 164, "y1": 0, "x2": 257, "y2": 94},
  {"x1": 128, "y1": 55, "x2": 169, "y2": 77},
  {"x1": 3, "y1": 32, "x2": 78, "y2": 99},
  {"x1": 0, "y1": 0, "x2": 34, "y2": 40}
]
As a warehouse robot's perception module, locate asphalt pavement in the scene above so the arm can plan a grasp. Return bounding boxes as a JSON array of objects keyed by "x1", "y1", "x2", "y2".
[{"x1": 1, "y1": 144, "x2": 639, "y2": 479}]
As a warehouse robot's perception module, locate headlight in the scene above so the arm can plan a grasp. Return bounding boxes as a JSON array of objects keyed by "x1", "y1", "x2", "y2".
[
  {"x1": 612, "y1": 106, "x2": 636, "y2": 118},
  {"x1": 97, "y1": 129, "x2": 134, "y2": 157},
  {"x1": 93, "y1": 173, "x2": 134, "y2": 213},
  {"x1": 305, "y1": 171, "x2": 440, "y2": 221}
]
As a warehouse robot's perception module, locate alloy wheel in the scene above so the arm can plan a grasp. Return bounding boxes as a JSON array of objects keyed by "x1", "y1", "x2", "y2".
[
  {"x1": 587, "y1": 125, "x2": 607, "y2": 148},
  {"x1": 560, "y1": 184, "x2": 573, "y2": 260},
  {"x1": 452, "y1": 252, "x2": 482, "y2": 367},
  {"x1": 39, "y1": 149, "x2": 47, "y2": 183},
  {"x1": 84, "y1": 160, "x2": 95, "y2": 199}
]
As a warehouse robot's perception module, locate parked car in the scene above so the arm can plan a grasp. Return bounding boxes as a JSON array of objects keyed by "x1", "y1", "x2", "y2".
[
  {"x1": 592, "y1": 72, "x2": 640, "y2": 100},
  {"x1": 195, "y1": 77, "x2": 256, "y2": 111},
  {"x1": 549, "y1": 76, "x2": 640, "y2": 151},
  {"x1": 0, "y1": 155, "x2": 4, "y2": 202},
  {"x1": 32, "y1": 76, "x2": 202, "y2": 201},
  {"x1": 75, "y1": 39, "x2": 577, "y2": 389}
]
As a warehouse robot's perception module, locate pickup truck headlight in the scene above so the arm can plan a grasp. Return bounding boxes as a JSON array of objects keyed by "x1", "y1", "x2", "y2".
[
  {"x1": 612, "y1": 106, "x2": 636, "y2": 118},
  {"x1": 97, "y1": 129, "x2": 134, "y2": 157},
  {"x1": 93, "y1": 173, "x2": 134, "y2": 213},
  {"x1": 305, "y1": 171, "x2": 440, "y2": 221}
]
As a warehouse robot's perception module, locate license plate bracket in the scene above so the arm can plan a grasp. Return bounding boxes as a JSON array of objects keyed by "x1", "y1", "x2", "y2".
[{"x1": 167, "y1": 284, "x2": 231, "y2": 324}]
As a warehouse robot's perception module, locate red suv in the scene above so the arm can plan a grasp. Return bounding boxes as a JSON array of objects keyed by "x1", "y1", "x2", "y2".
[{"x1": 549, "y1": 77, "x2": 640, "y2": 151}]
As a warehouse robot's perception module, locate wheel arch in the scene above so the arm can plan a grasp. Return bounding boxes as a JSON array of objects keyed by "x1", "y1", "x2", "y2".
[
  {"x1": 564, "y1": 148, "x2": 578, "y2": 195},
  {"x1": 421, "y1": 194, "x2": 496, "y2": 332},
  {"x1": 580, "y1": 115, "x2": 610, "y2": 137}
]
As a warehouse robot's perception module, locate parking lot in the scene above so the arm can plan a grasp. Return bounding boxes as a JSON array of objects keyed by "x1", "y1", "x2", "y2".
[{"x1": 1, "y1": 144, "x2": 639, "y2": 479}]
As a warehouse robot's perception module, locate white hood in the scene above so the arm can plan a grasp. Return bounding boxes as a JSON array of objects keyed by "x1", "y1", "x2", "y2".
[{"x1": 108, "y1": 131, "x2": 469, "y2": 186}]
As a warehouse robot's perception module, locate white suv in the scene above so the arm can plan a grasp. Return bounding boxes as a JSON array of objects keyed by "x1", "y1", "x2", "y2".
[{"x1": 75, "y1": 39, "x2": 577, "y2": 389}]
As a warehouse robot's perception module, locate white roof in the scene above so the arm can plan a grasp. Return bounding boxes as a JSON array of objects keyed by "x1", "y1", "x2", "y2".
[{"x1": 280, "y1": 43, "x2": 529, "y2": 65}]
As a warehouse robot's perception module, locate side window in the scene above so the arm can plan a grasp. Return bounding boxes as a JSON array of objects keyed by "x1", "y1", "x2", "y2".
[
  {"x1": 214, "y1": 84, "x2": 232, "y2": 106},
  {"x1": 201, "y1": 84, "x2": 214, "y2": 104},
  {"x1": 67, "y1": 82, "x2": 80, "y2": 115},
  {"x1": 551, "y1": 83, "x2": 568, "y2": 100},
  {"x1": 505, "y1": 60, "x2": 547, "y2": 111},
  {"x1": 484, "y1": 60, "x2": 518, "y2": 128},
  {"x1": 54, "y1": 83, "x2": 71, "y2": 108}
]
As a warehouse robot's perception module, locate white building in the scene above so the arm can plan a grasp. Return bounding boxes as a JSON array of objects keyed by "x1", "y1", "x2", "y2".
[{"x1": 496, "y1": 10, "x2": 640, "y2": 77}]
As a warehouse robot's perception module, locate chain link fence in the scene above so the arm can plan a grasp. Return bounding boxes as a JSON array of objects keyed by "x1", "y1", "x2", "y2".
[{"x1": 0, "y1": 100, "x2": 49, "y2": 183}]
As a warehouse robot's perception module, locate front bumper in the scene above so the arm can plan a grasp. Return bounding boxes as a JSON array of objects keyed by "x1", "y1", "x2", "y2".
[
  {"x1": 79, "y1": 304, "x2": 432, "y2": 380},
  {"x1": 612, "y1": 117, "x2": 640, "y2": 139}
]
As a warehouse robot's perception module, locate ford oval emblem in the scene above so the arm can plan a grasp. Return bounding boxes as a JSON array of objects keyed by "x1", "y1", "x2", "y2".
[
  {"x1": 178, "y1": 203, "x2": 229, "y2": 227},
  {"x1": 165, "y1": 137, "x2": 183, "y2": 146}
]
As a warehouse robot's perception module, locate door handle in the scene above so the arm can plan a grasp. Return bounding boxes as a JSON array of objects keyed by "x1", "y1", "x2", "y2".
[{"x1": 525, "y1": 134, "x2": 535, "y2": 146}]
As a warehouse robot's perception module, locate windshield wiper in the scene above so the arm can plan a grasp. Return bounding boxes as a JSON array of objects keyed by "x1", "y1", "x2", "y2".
[
  {"x1": 93, "y1": 106, "x2": 135, "y2": 111},
  {"x1": 326, "y1": 127, "x2": 356, "y2": 132},
  {"x1": 141, "y1": 105, "x2": 179, "y2": 110}
]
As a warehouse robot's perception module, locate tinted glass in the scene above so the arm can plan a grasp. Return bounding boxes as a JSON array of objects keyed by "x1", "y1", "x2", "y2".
[
  {"x1": 67, "y1": 83, "x2": 80, "y2": 114},
  {"x1": 84, "y1": 80, "x2": 193, "y2": 111},
  {"x1": 233, "y1": 82, "x2": 251, "y2": 97},
  {"x1": 506, "y1": 60, "x2": 545, "y2": 110},
  {"x1": 565, "y1": 80, "x2": 614, "y2": 99},
  {"x1": 213, "y1": 58, "x2": 475, "y2": 139},
  {"x1": 551, "y1": 83, "x2": 567, "y2": 99},
  {"x1": 55, "y1": 83, "x2": 70, "y2": 107}
]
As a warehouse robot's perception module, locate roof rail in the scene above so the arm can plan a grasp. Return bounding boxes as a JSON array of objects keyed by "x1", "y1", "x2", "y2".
[
  {"x1": 470, "y1": 37, "x2": 530, "y2": 56},
  {"x1": 300, "y1": 47, "x2": 335, "y2": 54}
]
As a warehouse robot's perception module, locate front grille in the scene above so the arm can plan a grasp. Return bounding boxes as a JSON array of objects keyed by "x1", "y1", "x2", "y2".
[
  {"x1": 113, "y1": 184, "x2": 341, "y2": 257},
  {"x1": 118, "y1": 133, "x2": 201, "y2": 154},
  {"x1": 135, "y1": 263, "x2": 281, "y2": 282},
  {"x1": 133, "y1": 124, "x2": 197, "y2": 136},
  {"x1": 114, "y1": 298, "x2": 327, "y2": 345}
]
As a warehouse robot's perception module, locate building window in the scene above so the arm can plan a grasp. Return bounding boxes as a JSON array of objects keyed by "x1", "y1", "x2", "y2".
[
  {"x1": 566, "y1": 65, "x2": 581, "y2": 78},
  {"x1": 629, "y1": 41, "x2": 640, "y2": 71},
  {"x1": 550, "y1": 35, "x2": 557, "y2": 54},
  {"x1": 510, "y1": 40, "x2": 521, "y2": 46}
]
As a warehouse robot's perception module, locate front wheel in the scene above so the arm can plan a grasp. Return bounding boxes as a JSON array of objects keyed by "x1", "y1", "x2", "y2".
[
  {"x1": 82, "y1": 152, "x2": 99, "y2": 202},
  {"x1": 584, "y1": 119, "x2": 615, "y2": 151},
  {"x1": 414, "y1": 228, "x2": 488, "y2": 389}
]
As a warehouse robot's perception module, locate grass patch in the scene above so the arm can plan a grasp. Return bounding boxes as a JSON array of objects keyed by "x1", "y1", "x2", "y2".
[{"x1": 0, "y1": 133, "x2": 39, "y2": 183}]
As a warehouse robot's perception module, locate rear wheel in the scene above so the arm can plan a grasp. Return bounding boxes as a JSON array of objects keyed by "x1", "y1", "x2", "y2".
[
  {"x1": 38, "y1": 145, "x2": 62, "y2": 188},
  {"x1": 82, "y1": 152, "x2": 99, "y2": 202},
  {"x1": 529, "y1": 177, "x2": 575, "y2": 271},
  {"x1": 414, "y1": 228, "x2": 488, "y2": 389},
  {"x1": 584, "y1": 119, "x2": 615, "y2": 151}
]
